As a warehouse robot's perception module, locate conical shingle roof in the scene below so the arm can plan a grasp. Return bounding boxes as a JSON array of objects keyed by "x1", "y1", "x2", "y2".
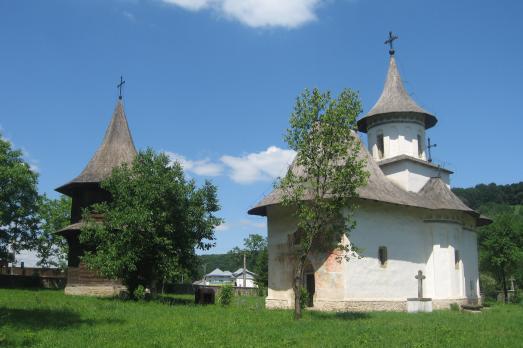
[
  {"x1": 247, "y1": 134, "x2": 488, "y2": 226},
  {"x1": 56, "y1": 100, "x2": 137, "y2": 195},
  {"x1": 357, "y1": 56, "x2": 438, "y2": 132}
]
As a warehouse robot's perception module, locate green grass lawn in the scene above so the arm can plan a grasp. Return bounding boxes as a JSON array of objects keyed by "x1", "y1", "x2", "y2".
[{"x1": 0, "y1": 289, "x2": 522, "y2": 347}]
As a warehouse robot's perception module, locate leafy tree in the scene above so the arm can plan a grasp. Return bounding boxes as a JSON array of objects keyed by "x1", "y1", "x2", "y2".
[
  {"x1": 0, "y1": 135, "x2": 39, "y2": 263},
  {"x1": 277, "y1": 88, "x2": 368, "y2": 319},
  {"x1": 197, "y1": 253, "x2": 239, "y2": 279},
  {"x1": 453, "y1": 182, "x2": 523, "y2": 210},
  {"x1": 228, "y1": 234, "x2": 267, "y2": 271},
  {"x1": 479, "y1": 212, "x2": 523, "y2": 303},
  {"x1": 35, "y1": 195, "x2": 71, "y2": 268},
  {"x1": 243, "y1": 234, "x2": 267, "y2": 255},
  {"x1": 254, "y1": 246, "x2": 268, "y2": 288},
  {"x1": 80, "y1": 149, "x2": 223, "y2": 296}
]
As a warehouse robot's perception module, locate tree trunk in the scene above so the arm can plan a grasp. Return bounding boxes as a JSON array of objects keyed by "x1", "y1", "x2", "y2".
[
  {"x1": 293, "y1": 277, "x2": 302, "y2": 320},
  {"x1": 501, "y1": 268, "x2": 508, "y2": 304},
  {"x1": 150, "y1": 278, "x2": 159, "y2": 299},
  {"x1": 293, "y1": 261, "x2": 304, "y2": 320}
]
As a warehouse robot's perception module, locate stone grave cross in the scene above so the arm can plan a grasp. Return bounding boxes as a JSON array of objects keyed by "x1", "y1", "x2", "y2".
[{"x1": 415, "y1": 270, "x2": 426, "y2": 299}]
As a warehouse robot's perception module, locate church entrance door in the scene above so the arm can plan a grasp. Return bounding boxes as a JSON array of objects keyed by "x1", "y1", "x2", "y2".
[{"x1": 305, "y1": 273, "x2": 315, "y2": 307}]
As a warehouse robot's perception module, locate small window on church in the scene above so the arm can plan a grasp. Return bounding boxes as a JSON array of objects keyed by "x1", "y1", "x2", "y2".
[
  {"x1": 378, "y1": 246, "x2": 388, "y2": 267},
  {"x1": 417, "y1": 135, "x2": 423, "y2": 158},
  {"x1": 377, "y1": 134, "x2": 384, "y2": 159},
  {"x1": 455, "y1": 250, "x2": 460, "y2": 269},
  {"x1": 289, "y1": 228, "x2": 304, "y2": 247}
]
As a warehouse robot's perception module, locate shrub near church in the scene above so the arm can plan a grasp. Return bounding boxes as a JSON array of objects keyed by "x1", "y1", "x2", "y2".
[{"x1": 82, "y1": 149, "x2": 223, "y2": 296}]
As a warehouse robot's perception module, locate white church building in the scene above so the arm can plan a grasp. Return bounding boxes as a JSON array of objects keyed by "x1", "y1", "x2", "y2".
[{"x1": 248, "y1": 47, "x2": 490, "y2": 312}]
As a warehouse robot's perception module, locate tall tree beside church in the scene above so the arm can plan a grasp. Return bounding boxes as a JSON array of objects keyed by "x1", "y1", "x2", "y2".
[
  {"x1": 228, "y1": 234, "x2": 267, "y2": 270},
  {"x1": 0, "y1": 134, "x2": 39, "y2": 263},
  {"x1": 254, "y1": 246, "x2": 268, "y2": 288},
  {"x1": 277, "y1": 88, "x2": 368, "y2": 319},
  {"x1": 479, "y1": 212, "x2": 523, "y2": 303},
  {"x1": 35, "y1": 195, "x2": 71, "y2": 268},
  {"x1": 80, "y1": 149, "x2": 223, "y2": 296}
]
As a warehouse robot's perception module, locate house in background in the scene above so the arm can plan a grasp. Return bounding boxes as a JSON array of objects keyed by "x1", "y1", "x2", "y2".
[
  {"x1": 203, "y1": 268, "x2": 234, "y2": 285},
  {"x1": 199, "y1": 268, "x2": 258, "y2": 288},
  {"x1": 233, "y1": 268, "x2": 257, "y2": 288}
]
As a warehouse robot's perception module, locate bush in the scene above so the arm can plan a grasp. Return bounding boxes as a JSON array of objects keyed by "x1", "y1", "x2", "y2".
[
  {"x1": 510, "y1": 291, "x2": 522, "y2": 304},
  {"x1": 219, "y1": 284, "x2": 234, "y2": 306},
  {"x1": 479, "y1": 273, "x2": 498, "y2": 300},
  {"x1": 450, "y1": 303, "x2": 460, "y2": 311},
  {"x1": 256, "y1": 285, "x2": 267, "y2": 297},
  {"x1": 299, "y1": 287, "x2": 309, "y2": 310},
  {"x1": 133, "y1": 285, "x2": 146, "y2": 301}
]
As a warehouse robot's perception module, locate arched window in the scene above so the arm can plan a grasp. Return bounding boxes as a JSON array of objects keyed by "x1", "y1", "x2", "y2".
[
  {"x1": 377, "y1": 134, "x2": 384, "y2": 159},
  {"x1": 378, "y1": 246, "x2": 388, "y2": 267}
]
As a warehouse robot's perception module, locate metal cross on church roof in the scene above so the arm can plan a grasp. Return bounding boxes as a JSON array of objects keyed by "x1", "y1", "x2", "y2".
[
  {"x1": 117, "y1": 76, "x2": 126, "y2": 100},
  {"x1": 384, "y1": 31, "x2": 399, "y2": 55},
  {"x1": 427, "y1": 137, "x2": 437, "y2": 163}
]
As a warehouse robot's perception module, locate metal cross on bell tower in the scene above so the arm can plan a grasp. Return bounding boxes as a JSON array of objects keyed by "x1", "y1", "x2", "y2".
[
  {"x1": 117, "y1": 76, "x2": 126, "y2": 100},
  {"x1": 384, "y1": 31, "x2": 399, "y2": 56}
]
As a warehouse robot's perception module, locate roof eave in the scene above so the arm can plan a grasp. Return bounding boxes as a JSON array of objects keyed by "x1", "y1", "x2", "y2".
[
  {"x1": 55, "y1": 181, "x2": 101, "y2": 197},
  {"x1": 377, "y1": 155, "x2": 454, "y2": 174},
  {"x1": 357, "y1": 111, "x2": 438, "y2": 133}
]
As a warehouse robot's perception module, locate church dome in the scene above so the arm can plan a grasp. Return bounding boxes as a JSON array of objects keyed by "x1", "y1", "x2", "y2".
[{"x1": 357, "y1": 55, "x2": 438, "y2": 133}]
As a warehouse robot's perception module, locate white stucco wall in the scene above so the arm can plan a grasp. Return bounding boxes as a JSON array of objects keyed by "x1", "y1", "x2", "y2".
[
  {"x1": 461, "y1": 228, "x2": 481, "y2": 298},
  {"x1": 266, "y1": 205, "x2": 298, "y2": 305},
  {"x1": 345, "y1": 203, "x2": 430, "y2": 301},
  {"x1": 380, "y1": 160, "x2": 450, "y2": 192},
  {"x1": 265, "y1": 201, "x2": 480, "y2": 309},
  {"x1": 368, "y1": 122, "x2": 426, "y2": 161},
  {"x1": 235, "y1": 278, "x2": 256, "y2": 288}
]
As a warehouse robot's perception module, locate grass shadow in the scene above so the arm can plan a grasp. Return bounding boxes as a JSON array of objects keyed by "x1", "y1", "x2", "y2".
[
  {"x1": 309, "y1": 311, "x2": 371, "y2": 321},
  {"x1": 157, "y1": 296, "x2": 194, "y2": 306},
  {"x1": 98, "y1": 294, "x2": 196, "y2": 307},
  {"x1": 0, "y1": 307, "x2": 124, "y2": 330}
]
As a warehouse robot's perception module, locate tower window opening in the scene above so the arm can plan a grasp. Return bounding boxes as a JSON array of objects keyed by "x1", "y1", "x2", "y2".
[
  {"x1": 378, "y1": 246, "x2": 388, "y2": 267},
  {"x1": 417, "y1": 135, "x2": 423, "y2": 158},
  {"x1": 377, "y1": 134, "x2": 384, "y2": 159},
  {"x1": 454, "y1": 250, "x2": 460, "y2": 269}
]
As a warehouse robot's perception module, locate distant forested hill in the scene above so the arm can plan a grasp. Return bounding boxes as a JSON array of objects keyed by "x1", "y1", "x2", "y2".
[{"x1": 452, "y1": 182, "x2": 523, "y2": 210}]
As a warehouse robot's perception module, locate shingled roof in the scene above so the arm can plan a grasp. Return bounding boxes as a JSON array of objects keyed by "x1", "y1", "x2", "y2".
[
  {"x1": 56, "y1": 100, "x2": 137, "y2": 195},
  {"x1": 357, "y1": 55, "x2": 438, "y2": 132},
  {"x1": 247, "y1": 135, "x2": 487, "y2": 226}
]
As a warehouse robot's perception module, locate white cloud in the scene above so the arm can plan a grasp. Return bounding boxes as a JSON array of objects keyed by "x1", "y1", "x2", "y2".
[
  {"x1": 12, "y1": 249, "x2": 40, "y2": 267},
  {"x1": 161, "y1": 0, "x2": 323, "y2": 28},
  {"x1": 166, "y1": 152, "x2": 223, "y2": 176},
  {"x1": 165, "y1": 146, "x2": 295, "y2": 184},
  {"x1": 239, "y1": 219, "x2": 266, "y2": 229},
  {"x1": 123, "y1": 11, "x2": 136, "y2": 21},
  {"x1": 220, "y1": 146, "x2": 296, "y2": 184},
  {"x1": 21, "y1": 148, "x2": 40, "y2": 174},
  {"x1": 29, "y1": 163, "x2": 39, "y2": 174},
  {"x1": 163, "y1": 0, "x2": 211, "y2": 11},
  {"x1": 216, "y1": 222, "x2": 230, "y2": 231},
  {"x1": 0, "y1": 131, "x2": 39, "y2": 173}
]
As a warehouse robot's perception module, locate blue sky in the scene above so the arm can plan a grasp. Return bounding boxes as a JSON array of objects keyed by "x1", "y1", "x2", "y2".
[{"x1": 1, "y1": 0, "x2": 522, "y2": 256}]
